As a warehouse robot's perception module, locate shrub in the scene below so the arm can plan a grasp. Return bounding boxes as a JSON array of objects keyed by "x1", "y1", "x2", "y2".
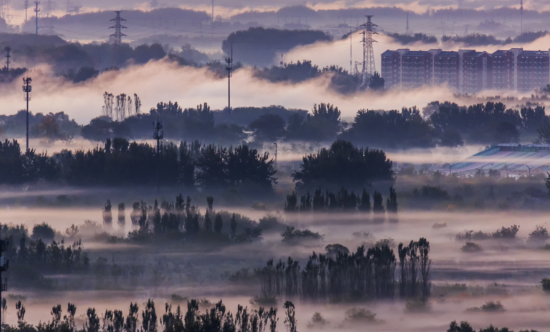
[
  {"x1": 170, "y1": 294, "x2": 188, "y2": 303},
  {"x1": 281, "y1": 226, "x2": 323, "y2": 243},
  {"x1": 344, "y1": 308, "x2": 378, "y2": 323},
  {"x1": 492, "y1": 225, "x2": 519, "y2": 239},
  {"x1": 542, "y1": 278, "x2": 550, "y2": 292},
  {"x1": 456, "y1": 230, "x2": 491, "y2": 241},
  {"x1": 404, "y1": 298, "x2": 432, "y2": 313},
  {"x1": 432, "y1": 222, "x2": 447, "y2": 229},
  {"x1": 420, "y1": 185, "x2": 450, "y2": 200},
  {"x1": 468, "y1": 301, "x2": 505, "y2": 312},
  {"x1": 250, "y1": 295, "x2": 277, "y2": 306},
  {"x1": 325, "y1": 244, "x2": 350, "y2": 257},
  {"x1": 461, "y1": 242, "x2": 483, "y2": 253},
  {"x1": 529, "y1": 226, "x2": 549, "y2": 242},
  {"x1": 307, "y1": 312, "x2": 328, "y2": 329}
]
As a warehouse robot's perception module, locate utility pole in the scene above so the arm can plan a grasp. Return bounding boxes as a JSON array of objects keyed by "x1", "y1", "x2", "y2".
[
  {"x1": 153, "y1": 118, "x2": 163, "y2": 195},
  {"x1": 225, "y1": 44, "x2": 233, "y2": 112},
  {"x1": 406, "y1": 12, "x2": 409, "y2": 34},
  {"x1": 110, "y1": 11, "x2": 127, "y2": 66},
  {"x1": 0, "y1": 236, "x2": 9, "y2": 329},
  {"x1": 22, "y1": 77, "x2": 32, "y2": 153},
  {"x1": 34, "y1": 1, "x2": 40, "y2": 35},
  {"x1": 4, "y1": 46, "x2": 10, "y2": 71}
]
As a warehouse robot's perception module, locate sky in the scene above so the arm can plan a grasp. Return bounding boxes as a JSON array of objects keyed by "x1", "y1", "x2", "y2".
[{"x1": 4, "y1": 0, "x2": 550, "y2": 27}]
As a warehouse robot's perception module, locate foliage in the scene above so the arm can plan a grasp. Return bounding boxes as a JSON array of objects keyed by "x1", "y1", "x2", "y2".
[
  {"x1": 0, "y1": 138, "x2": 276, "y2": 192},
  {"x1": 257, "y1": 239, "x2": 430, "y2": 302},
  {"x1": 31, "y1": 223, "x2": 56, "y2": 241},
  {"x1": 281, "y1": 226, "x2": 323, "y2": 243},
  {"x1": 461, "y1": 242, "x2": 483, "y2": 253},
  {"x1": 306, "y1": 312, "x2": 328, "y2": 329},
  {"x1": 387, "y1": 32, "x2": 438, "y2": 44},
  {"x1": 249, "y1": 114, "x2": 287, "y2": 141},
  {"x1": 292, "y1": 140, "x2": 393, "y2": 191},
  {"x1": 340, "y1": 108, "x2": 436, "y2": 148},
  {"x1": 222, "y1": 27, "x2": 332, "y2": 66},
  {"x1": 467, "y1": 301, "x2": 505, "y2": 312},
  {"x1": 528, "y1": 226, "x2": 549, "y2": 242},
  {"x1": 344, "y1": 308, "x2": 378, "y2": 324}
]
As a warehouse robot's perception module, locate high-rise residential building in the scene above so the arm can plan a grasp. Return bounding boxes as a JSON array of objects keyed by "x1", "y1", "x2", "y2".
[{"x1": 381, "y1": 48, "x2": 550, "y2": 93}]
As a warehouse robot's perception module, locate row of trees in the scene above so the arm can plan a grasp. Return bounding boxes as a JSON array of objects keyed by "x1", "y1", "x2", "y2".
[
  {"x1": 256, "y1": 239, "x2": 430, "y2": 302},
  {"x1": 0, "y1": 138, "x2": 276, "y2": 191},
  {"x1": 103, "y1": 195, "x2": 262, "y2": 244},
  {"x1": 284, "y1": 187, "x2": 398, "y2": 221},
  {"x1": 7, "y1": 298, "x2": 295, "y2": 332},
  {"x1": 26, "y1": 99, "x2": 547, "y2": 148}
]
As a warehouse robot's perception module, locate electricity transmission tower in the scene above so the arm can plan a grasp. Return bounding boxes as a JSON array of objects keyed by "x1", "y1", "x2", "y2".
[
  {"x1": 22, "y1": 77, "x2": 32, "y2": 153},
  {"x1": 110, "y1": 11, "x2": 127, "y2": 45},
  {"x1": 225, "y1": 44, "x2": 233, "y2": 112},
  {"x1": 34, "y1": 1, "x2": 40, "y2": 35},
  {"x1": 354, "y1": 15, "x2": 377, "y2": 86},
  {"x1": 110, "y1": 11, "x2": 127, "y2": 66}
]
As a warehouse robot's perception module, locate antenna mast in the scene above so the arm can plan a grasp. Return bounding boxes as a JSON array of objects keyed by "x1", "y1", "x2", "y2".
[{"x1": 34, "y1": 1, "x2": 40, "y2": 35}]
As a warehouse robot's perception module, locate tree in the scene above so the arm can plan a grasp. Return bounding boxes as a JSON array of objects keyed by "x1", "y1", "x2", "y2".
[
  {"x1": 249, "y1": 114, "x2": 286, "y2": 141},
  {"x1": 292, "y1": 140, "x2": 394, "y2": 191},
  {"x1": 214, "y1": 214, "x2": 223, "y2": 233},
  {"x1": 493, "y1": 121, "x2": 519, "y2": 143},
  {"x1": 368, "y1": 72, "x2": 384, "y2": 90}
]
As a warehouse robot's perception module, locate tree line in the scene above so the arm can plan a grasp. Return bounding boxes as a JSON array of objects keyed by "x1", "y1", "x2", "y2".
[
  {"x1": 0, "y1": 139, "x2": 276, "y2": 192},
  {"x1": 1, "y1": 298, "x2": 540, "y2": 332},
  {"x1": 284, "y1": 187, "x2": 398, "y2": 222},
  {"x1": 103, "y1": 195, "x2": 263, "y2": 245},
  {"x1": 256, "y1": 238, "x2": 430, "y2": 302},
  {"x1": 5, "y1": 298, "x2": 292, "y2": 332},
  {"x1": 8, "y1": 100, "x2": 546, "y2": 149}
]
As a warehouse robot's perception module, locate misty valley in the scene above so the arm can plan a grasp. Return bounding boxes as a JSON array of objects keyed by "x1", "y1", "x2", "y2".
[{"x1": 3, "y1": 1, "x2": 550, "y2": 331}]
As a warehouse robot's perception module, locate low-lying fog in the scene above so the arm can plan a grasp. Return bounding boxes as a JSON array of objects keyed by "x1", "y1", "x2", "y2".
[{"x1": 2, "y1": 204, "x2": 550, "y2": 331}]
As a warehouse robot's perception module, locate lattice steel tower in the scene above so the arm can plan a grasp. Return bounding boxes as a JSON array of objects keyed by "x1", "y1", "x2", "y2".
[
  {"x1": 110, "y1": 11, "x2": 127, "y2": 45},
  {"x1": 354, "y1": 15, "x2": 377, "y2": 86}
]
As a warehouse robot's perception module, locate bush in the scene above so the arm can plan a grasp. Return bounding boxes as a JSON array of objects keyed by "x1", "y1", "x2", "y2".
[
  {"x1": 461, "y1": 242, "x2": 483, "y2": 253},
  {"x1": 529, "y1": 226, "x2": 549, "y2": 242},
  {"x1": 420, "y1": 186, "x2": 450, "y2": 200},
  {"x1": 456, "y1": 230, "x2": 491, "y2": 241},
  {"x1": 281, "y1": 226, "x2": 323, "y2": 243},
  {"x1": 249, "y1": 295, "x2": 277, "y2": 306},
  {"x1": 432, "y1": 222, "x2": 447, "y2": 229},
  {"x1": 344, "y1": 308, "x2": 378, "y2": 323},
  {"x1": 492, "y1": 225, "x2": 520, "y2": 239},
  {"x1": 307, "y1": 312, "x2": 328, "y2": 329},
  {"x1": 542, "y1": 278, "x2": 550, "y2": 292},
  {"x1": 31, "y1": 223, "x2": 55, "y2": 241},
  {"x1": 404, "y1": 298, "x2": 432, "y2": 313},
  {"x1": 467, "y1": 301, "x2": 505, "y2": 312}
]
